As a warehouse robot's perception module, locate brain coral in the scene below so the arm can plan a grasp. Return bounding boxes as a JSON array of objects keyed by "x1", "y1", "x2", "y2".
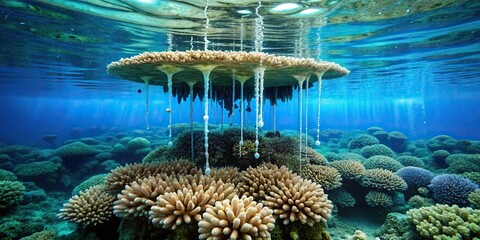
[
  {"x1": 348, "y1": 134, "x2": 379, "y2": 149},
  {"x1": 300, "y1": 165, "x2": 342, "y2": 190},
  {"x1": 198, "y1": 195, "x2": 276, "y2": 240},
  {"x1": 365, "y1": 191, "x2": 393, "y2": 207},
  {"x1": 428, "y1": 174, "x2": 478, "y2": 207},
  {"x1": 360, "y1": 144, "x2": 396, "y2": 159},
  {"x1": 363, "y1": 155, "x2": 404, "y2": 172},
  {"x1": 0, "y1": 180, "x2": 25, "y2": 209},
  {"x1": 58, "y1": 185, "x2": 116, "y2": 227},
  {"x1": 361, "y1": 169, "x2": 407, "y2": 191},
  {"x1": 396, "y1": 156, "x2": 424, "y2": 168},
  {"x1": 396, "y1": 167, "x2": 434, "y2": 189},
  {"x1": 407, "y1": 204, "x2": 480, "y2": 239},
  {"x1": 330, "y1": 160, "x2": 366, "y2": 181}
]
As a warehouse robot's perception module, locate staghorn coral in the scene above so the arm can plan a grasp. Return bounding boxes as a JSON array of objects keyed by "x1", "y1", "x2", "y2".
[
  {"x1": 348, "y1": 134, "x2": 379, "y2": 149},
  {"x1": 300, "y1": 164, "x2": 342, "y2": 190},
  {"x1": 365, "y1": 191, "x2": 393, "y2": 207},
  {"x1": 0, "y1": 180, "x2": 25, "y2": 209},
  {"x1": 407, "y1": 204, "x2": 480, "y2": 239},
  {"x1": 361, "y1": 169, "x2": 407, "y2": 191},
  {"x1": 264, "y1": 177, "x2": 332, "y2": 226},
  {"x1": 198, "y1": 195, "x2": 276, "y2": 240},
  {"x1": 330, "y1": 160, "x2": 366, "y2": 181},
  {"x1": 363, "y1": 155, "x2": 404, "y2": 172},
  {"x1": 428, "y1": 174, "x2": 478, "y2": 207},
  {"x1": 149, "y1": 177, "x2": 236, "y2": 230},
  {"x1": 58, "y1": 185, "x2": 116, "y2": 227}
]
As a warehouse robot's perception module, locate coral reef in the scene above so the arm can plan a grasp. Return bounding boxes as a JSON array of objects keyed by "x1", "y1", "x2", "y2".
[
  {"x1": 361, "y1": 169, "x2": 407, "y2": 191},
  {"x1": 359, "y1": 144, "x2": 396, "y2": 159},
  {"x1": 426, "y1": 135, "x2": 457, "y2": 152},
  {"x1": 0, "y1": 180, "x2": 25, "y2": 209},
  {"x1": 396, "y1": 156, "x2": 424, "y2": 167},
  {"x1": 428, "y1": 174, "x2": 478, "y2": 206},
  {"x1": 347, "y1": 135, "x2": 379, "y2": 149},
  {"x1": 54, "y1": 141, "x2": 97, "y2": 159},
  {"x1": 406, "y1": 204, "x2": 480, "y2": 239},
  {"x1": 387, "y1": 131, "x2": 407, "y2": 152},
  {"x1": 72, "y1": 173, "x2": 108, "y2": 196},
  {"x1": 300, "y1": 164, "x2": 342, "y2": 190},
  {"x1": 395, "y1": 166, "x2": 434, "y2": 189},
  {"x1": 408, "y1": 195, "x2": 434, "y2": 208},
  {"x1": 0, "y1": 169, "x2": 17, "y2": 181},
  {"x1": 445, "y1": 153, "x2": 480, "y2": 173},
  {"x1": 330, "y1": 160, "x2": 366, "y2": 180},
  {"x1": 198, "y1": 195, "x2": 276, "y2": 240},
  {"x1": 365, "y1": 191, "x2": 393, "y2": 207},
  {"x1": 363, "y1": 155, "x2": 404, "y2": 172},
  {"x1": 57, "y1": 185, "x2": 116, "y2": 227},
  {"x1": 469, "y1": 189, "x2": 480, "y2": 209},
  {"x1": 329, "y1": 189, "x2": 356, "y2": 208}
]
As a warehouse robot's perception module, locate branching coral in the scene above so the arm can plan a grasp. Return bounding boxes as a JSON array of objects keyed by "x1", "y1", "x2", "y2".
[
  {"x1": 58, "y1": 185, "x2": 116, "y2": 227},
  {"x1": 300, "y1": 164, "x2": 342, "y2": 190},
  {"x1": 198, "y1": 195, "x2": 276, "y2": 240},
  {"x1": 263, "y1": 177, "x2": 332, "y2": 226}
]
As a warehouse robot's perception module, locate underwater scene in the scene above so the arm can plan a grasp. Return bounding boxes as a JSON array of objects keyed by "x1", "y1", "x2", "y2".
[{"x1": 1, "y1": 0, "x2": 480, "y2": 239}]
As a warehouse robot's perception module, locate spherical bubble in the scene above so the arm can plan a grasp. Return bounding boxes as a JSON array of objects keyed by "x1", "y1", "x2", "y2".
[
  {"x1": 258, "y1": 120, "x2": 264, "y2": 128},
  {"x1": 254, "y1": 152, "x2": 260, "y2": 159},
  {"x1": 255, "y1": 140, "x2": 259, "y2": 146},
  {"x1": 315, "y1": 140, "x2": 321, "y2": 146},
  {"x1": 239, "y1": 140, "x2": 244, "y2": 146},
  {"x1": 205, "y1": 152, "x2": 209, "y2": 158},
  {"x1": 205, "y1": 167, "x2": 211, "y2": 175},
  {"x1": 203, "y1": 115, "x2": 209, "y2": 121},
  {"x1": 168, "y1": 141, "x2": 173, "y2": 147},
  {"x1": 204, "y1": 143, "x2": 209, "y2": 148}
]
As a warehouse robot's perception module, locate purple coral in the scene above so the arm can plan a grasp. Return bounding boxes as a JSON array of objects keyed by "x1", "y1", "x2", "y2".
[
  {"x1": 428, "y1": 174, "x2": 478, "y2": 206},
  {"x1": 396, "y1": 167, "x2": 434, "y2": 189}
]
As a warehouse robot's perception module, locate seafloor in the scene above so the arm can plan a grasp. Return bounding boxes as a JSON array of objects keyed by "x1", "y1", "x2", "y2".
[{"x1": 0, "y1": 124, "x2": 479, "y2": 240}]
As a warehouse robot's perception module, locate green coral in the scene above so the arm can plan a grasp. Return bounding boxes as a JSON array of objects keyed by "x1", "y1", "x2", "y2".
[
  {"x1": 0, "y1": 180, "x2": 25, "y2": 209},
  {"x1": 19, "y1": 229, "x2": 57, "y2": 240},
  {"x1": 348, "y1": 134, "x2": 379, "y2": 149},
  {"x1": 462, "y1": 172, "x2": 480, "y2": 185},
  {"x1": 360, "y1": 144, "x2": 396, "y2": 159},
  {"x1": 363, "y1": 156, "x2": 404, "y2": 172},
  {"x1": 396, "y1": 156, "x2": 424, "y2": 168},
  {"x1": 408, "y1": 195, "x2": 434, "y2": 208},
  {"x1": 142, "y1": 146, "x2": 169, "y2": 163},
  {"x1": 361, "y1": 169, "x2": 407, "y2": 191},
  {"x1": 329, "y1": 189, "x2": 356, "y2": 208},
  {"x1": 0, "y1": 169, "x2": 17, "y2": 181},
  {"x1": 407, "y1": 204, "x2": 480, "y2": 239},
  {"x1": 446, "y1": 154, "x2": 480, "y2": 173},
  {"x1": 13, "y1": 160, "x2": 61, "y2": 178},
  {"x1": 365, "y1": 191, "x2": 393, "y2": 207},
  {"x1": 469, "y1": 190, "x2": 480, "y2": 209},
  {"x1": 72, "y1": 173, "x2": 108, "y2": 196},
  {"x1": 54, "y1": 141, "x2": 97, "y2": 159}
]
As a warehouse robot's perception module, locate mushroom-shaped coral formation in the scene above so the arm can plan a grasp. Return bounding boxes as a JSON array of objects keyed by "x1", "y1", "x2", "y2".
[
  {"x1": 406, "y1": 204, "x2": 480, "y2": 239},
  {"x1": 365, "y1": 191, "x2": 393, "y2": 207},
  {"x1": 428, "y1": 174, "x2": 478, "y2": 207},
  {"x1": 300, "y1": 164, "x2": 342, "y2": 190},
  {"x1": 0, "y1": 180, "x2": 25, "y2": 209},
  {"x1": 395, "y1": 167, "x2": 434, "y2": 190},
  {"x1": 348, "y1": 134, "x2": 379, "y2": 149},
  {"x1": 198, "y1": 195, "x2": 276, "y2": 240},
  {"x1": 396, "y1": 156, "x2": 424, "y2": 168},
  {"x1": 363, "y1": 155, "x2": 404, "y2": 172},
  {"x1": 58, "y1": 185, "x2": 116, "y2": 227},
  {"x1": 361, "y1": 169, "x2": 407, "y2": 191},
  {"x1": 329, "y1": 189, "x2": 356, "y2": 208},
  {"x1": 330, "y1": 160, "x2": 366, "y2": 181},
  {"x1": 426, "y1": 135, "x2": 457, "y2": 152},
  {"x1": 445, "y1": 153, "x2": 480, "y2": 174},
  {"x1": 387, "y1": 131, "x2": 407, "y2": 152},
  {"x1": 263, "y1": 177, "x2": 332, "y2": 226},
  {"x1": 302, "y1": 147, "x2": 328, "y2": 165},
  {"x1": 360, "y1": 144, "x2": 396, "y2": 159}
]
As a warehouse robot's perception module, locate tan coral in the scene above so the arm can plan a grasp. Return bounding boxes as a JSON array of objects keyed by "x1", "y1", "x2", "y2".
[
  {"x1": 330, "y1": 160, "x2": 366, "y2": 181},
  {"x1": 300, "y1": 164, "x2": 342, "y2": 190},
  {"x1": 237, "y1": 164, "x2": 297, "y2": 200},
  {"x1": 198, "y1": 195, "x2": 276, "y2": 240},
  {"x1": 263, "y1": 177, "x2": 333, "y2": 226},
  {"x1": 113, "y1": 174, "x2": 173, "y2": 218},
  {"x1": 149, "y1": 175, "x2": 236, "y2": 230},
  {"x1": 302, "y1": 147, "x2": 328, "y2": 165},
  {"x1": 57, "y1": 185, "x2": 115, "y2": 227},
  {"x1": 210, "y1": 167, "x2": 241, "y2": 186},
  {"x1": 361, "y1": 169, "x2": 407, "y2": 191}
]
